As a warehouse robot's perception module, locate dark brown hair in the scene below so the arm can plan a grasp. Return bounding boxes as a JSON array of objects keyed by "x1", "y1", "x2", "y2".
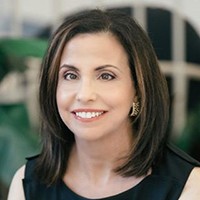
[{"x1": 37, "y1": 9, "x2": 169, "y2": 185}]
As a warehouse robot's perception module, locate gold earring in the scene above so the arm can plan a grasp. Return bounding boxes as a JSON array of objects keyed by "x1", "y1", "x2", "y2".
[{"x1": 130, "y1": 102, "x2": 139, "y2": 117}]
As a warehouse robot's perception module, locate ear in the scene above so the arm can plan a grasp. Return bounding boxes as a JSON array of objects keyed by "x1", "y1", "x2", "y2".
[
  {"x1": 132, "y1": 86, "x2": 139, "y2": 102},
  {"x1": 133, "y1": 94, "x2": 139, "y2": 103}
]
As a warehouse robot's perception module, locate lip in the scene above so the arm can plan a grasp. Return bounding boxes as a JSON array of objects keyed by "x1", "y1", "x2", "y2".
[{"x1": 71, "y1": 109, "x2": 107, "y2": 122}]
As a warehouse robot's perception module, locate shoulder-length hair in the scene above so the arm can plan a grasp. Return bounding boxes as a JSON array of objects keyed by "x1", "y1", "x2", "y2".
[{"x1": 37, "y1": 9, "x2": 169, "y2": 185}]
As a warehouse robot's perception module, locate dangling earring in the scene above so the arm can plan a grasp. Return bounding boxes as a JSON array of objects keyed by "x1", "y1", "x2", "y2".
[{"x1": 130, "y1": 102, "x2": 140, "y2": 117}]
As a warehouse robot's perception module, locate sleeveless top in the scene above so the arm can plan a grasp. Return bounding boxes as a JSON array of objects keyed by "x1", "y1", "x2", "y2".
[{"x1": 22, "y1": 144, "x2": 200, "y2": 200}]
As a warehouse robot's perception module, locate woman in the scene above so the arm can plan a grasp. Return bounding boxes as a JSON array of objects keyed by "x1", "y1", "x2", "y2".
[{"x1": 8, "y1": 9, "x2": 200, "y2": 200}]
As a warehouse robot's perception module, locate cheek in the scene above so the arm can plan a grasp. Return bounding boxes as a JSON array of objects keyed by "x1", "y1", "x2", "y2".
[
  {"x1": 56, "y1": 86, "x2": 69, "y2": 110},
  {"x1": 56, "y1": 87, "x2": 73, "y2": 127},
  {"x1": 109, "y1": 88, "x2": 133, "y2": 111},
  {"x1": 56, "y1": 87, "x2": 62, "y2": 107},
  {"x1": 56, "y1": 84, "x2": 77, "y2": 117}
]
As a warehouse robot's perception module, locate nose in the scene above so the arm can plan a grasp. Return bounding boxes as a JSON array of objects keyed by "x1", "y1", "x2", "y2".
[{"x1": 76, "y1": 79, "x2": 97, "y2": 103}]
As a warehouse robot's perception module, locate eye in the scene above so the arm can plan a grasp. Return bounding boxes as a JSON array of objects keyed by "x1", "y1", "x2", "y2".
[
  {"x1": 99, "y1": 73, "x2": 115, "y2": 80},
  {"x1": 64, "y1": 72, "x2": 78, "y2": 80}
]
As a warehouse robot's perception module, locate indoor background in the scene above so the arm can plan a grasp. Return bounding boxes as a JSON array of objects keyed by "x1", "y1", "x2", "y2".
[{"x1": 0, "y1": 0, "x2": 200, "y2": 199}]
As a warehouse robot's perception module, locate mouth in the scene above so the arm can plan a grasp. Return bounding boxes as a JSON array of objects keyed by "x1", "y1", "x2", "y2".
[{"x1": 71, "y1": 109, "x2": 107, "y2": 120}]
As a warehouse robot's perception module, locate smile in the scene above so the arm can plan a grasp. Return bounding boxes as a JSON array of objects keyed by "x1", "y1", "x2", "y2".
[
  {"x1": 75, "y1": 111, "x2": 104, "y2": 119},
  {"x1": 71, "y1": 109, "x2": 107, "y2": 121}
]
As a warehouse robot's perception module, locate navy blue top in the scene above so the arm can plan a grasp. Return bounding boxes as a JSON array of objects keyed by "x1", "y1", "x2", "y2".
[{"x1": 23, "y1": 144, "x2": 200, "y2": 200}]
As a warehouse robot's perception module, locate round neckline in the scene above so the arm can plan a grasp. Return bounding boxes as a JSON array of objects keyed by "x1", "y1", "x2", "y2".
[{"x1": 60, "y1": 173, "x2": 154, "y2": 200}]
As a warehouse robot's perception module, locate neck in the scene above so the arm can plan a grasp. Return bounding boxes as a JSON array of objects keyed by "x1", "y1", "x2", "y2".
[
  {"x1": 67, "y1": 125, "x2": 134, "y2": 183},
  {"x1": 62, "y1": 126, "x2": 151, "y2": 199}
]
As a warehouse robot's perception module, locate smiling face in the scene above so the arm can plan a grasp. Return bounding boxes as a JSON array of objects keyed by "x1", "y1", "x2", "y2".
[{"x1": 56, "y1": 32, "x2": 136, "y2": 142}]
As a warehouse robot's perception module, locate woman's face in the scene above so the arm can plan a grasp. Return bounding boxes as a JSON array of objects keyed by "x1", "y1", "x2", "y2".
[{"x1": 57, "y1": 32, "x2": 136, "y2": 142}]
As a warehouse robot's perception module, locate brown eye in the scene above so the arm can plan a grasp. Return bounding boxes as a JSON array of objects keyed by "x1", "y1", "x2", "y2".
[
  {"x1": 64, "y1": 73, "x2": 78, "y2": 80},
  {"x1": 100, "y1": 73, "x2": 115, "y2": 80}
]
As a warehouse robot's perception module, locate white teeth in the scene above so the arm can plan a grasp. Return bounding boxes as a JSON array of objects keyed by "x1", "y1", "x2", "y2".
[{"x1": 75, "y1": 112, "x2": 104, "y2": 119}]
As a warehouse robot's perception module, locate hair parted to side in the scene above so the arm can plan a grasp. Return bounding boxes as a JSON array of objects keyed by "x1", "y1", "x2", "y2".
[{"x1": 37, "y1": 9, "x2": 169, "y2": 185}]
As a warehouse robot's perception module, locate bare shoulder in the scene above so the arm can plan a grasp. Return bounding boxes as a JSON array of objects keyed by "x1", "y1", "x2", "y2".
[
  {"x1": 179, "y1": 167, "x2": 200, "y2": 200},
  {"x1": 7, "y1": 165, "x2": 25, "y2": 200}
]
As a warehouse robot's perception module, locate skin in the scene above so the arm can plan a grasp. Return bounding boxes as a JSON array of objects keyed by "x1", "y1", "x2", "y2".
[
  {"x1": 57, "y1": 32, "x2": 136, "y2": 142},
  {"x1": 57, "y1": 32, "x2": 140, "y2": 198},
  {"x1": 7, "y1": 165, "x2": 25, "y2": 200},
  {"x1": 7, "y1": 32, "x2": 200, "y2": 200}
]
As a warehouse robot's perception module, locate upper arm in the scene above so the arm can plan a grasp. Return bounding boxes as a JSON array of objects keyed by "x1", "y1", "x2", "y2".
[
  {"x1": 7, "y1": 165, "x2": 25, "y2": 200},
  {"x1": 179, "y1": 167, "x2": 200, "y2": 200}
]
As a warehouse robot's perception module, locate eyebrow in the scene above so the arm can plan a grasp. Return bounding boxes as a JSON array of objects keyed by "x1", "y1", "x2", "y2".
[
  {"x1": 60, "y1": 64, "x2": 121, "y2": 72},
  {"x1": 60, "y1": 64, "x2": 79, "y2": 71}
]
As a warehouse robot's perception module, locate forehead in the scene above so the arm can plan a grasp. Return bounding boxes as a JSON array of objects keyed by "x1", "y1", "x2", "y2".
[
  {"x1": 60, "y1": 32, "x2": 129, "y2": 67},
  {"x1": 64, "y1": 32, "x2": 123, "y2": 51}
]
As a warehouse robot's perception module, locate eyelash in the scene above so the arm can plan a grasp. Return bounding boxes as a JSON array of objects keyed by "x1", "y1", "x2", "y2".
[
  {"x1": 99, "y1": 73, "x2": 115, "y2": 80},
  {"x1": 63, "y1": 72, "x2": 116, "y2": 81},
  {"x1": 64, "y1": 72, "x2": 78, "y2": 80}
]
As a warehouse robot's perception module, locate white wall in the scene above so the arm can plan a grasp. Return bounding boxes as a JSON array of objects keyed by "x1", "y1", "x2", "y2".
[{"x1": 0, "y1": 0, "x2": 200, "y2": 36}]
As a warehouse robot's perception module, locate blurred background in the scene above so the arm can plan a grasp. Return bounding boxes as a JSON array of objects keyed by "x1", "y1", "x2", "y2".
[{"x1": 0, "y1": 0, "x2": 200, "y2": 199}]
